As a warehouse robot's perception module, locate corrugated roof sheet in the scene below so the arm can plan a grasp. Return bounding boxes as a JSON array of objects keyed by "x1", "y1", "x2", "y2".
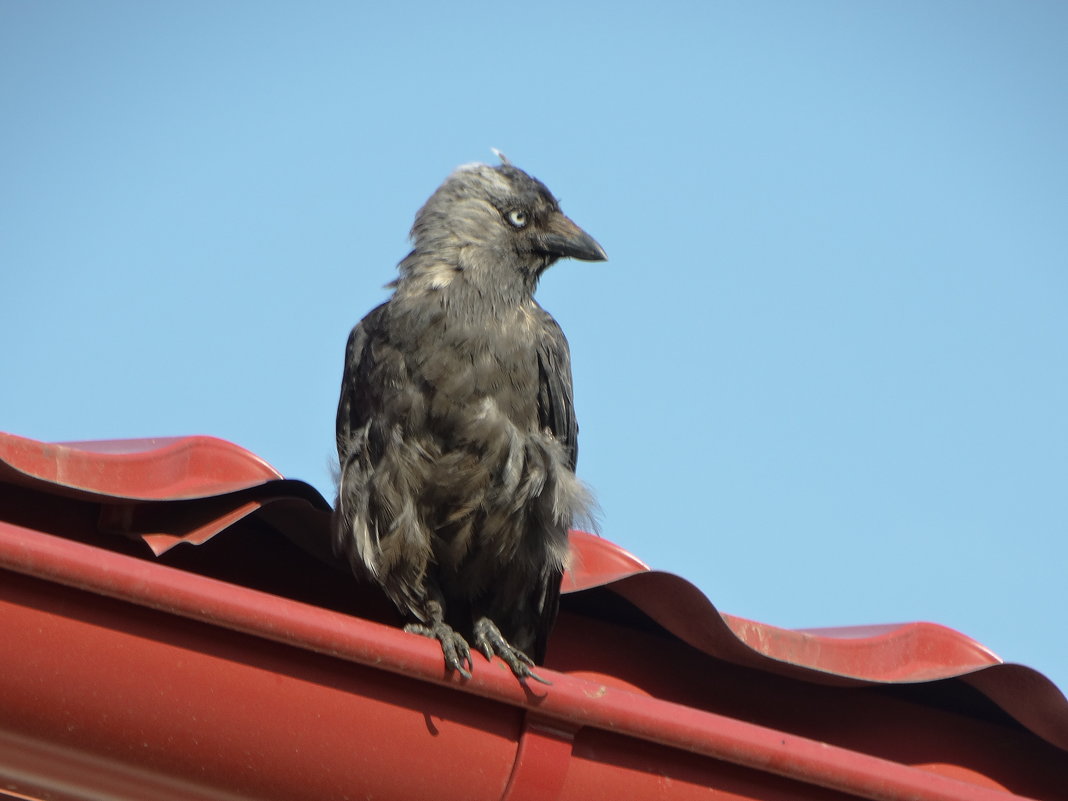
[{"x1": 2, "y1": 431, "x2": 1066, "y2": 800}]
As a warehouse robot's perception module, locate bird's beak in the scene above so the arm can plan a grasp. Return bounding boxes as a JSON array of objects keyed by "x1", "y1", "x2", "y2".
[{"x1": 537, "y1": 213, "x2": 607, "y2": 262}]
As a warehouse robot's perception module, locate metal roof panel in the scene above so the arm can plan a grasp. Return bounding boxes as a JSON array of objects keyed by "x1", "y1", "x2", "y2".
[{"x1": 2, "y1": 431, "x2": 1066, "y2": 799}]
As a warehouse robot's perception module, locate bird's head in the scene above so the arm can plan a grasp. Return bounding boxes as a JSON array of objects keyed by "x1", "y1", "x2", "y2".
[{"x1": 398, "y1": 158, "x2": 606, "y2": 295}]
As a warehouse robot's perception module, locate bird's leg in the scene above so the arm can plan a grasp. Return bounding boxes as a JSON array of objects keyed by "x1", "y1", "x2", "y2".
[
  {"x1": 404, "y1": 597, "x2": 473, "y2": 680},
  {"x1": 473, "y1": 617, "x2": 551, "y2": 685}
]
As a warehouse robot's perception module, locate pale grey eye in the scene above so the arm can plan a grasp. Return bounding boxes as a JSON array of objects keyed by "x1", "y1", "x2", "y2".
[{"x1": 506, "y1": 209, "x2": 528, "y2": 228}]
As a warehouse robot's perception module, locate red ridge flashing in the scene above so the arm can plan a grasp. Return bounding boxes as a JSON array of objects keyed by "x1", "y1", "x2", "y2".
[{"x1": 0, "y1": 431, "x2": 281, "y2": 500}]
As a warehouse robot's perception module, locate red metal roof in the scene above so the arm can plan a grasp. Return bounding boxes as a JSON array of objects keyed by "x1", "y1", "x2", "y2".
[{"x1": 2, "y1": 431, "x2": 1066, "y2": 800}]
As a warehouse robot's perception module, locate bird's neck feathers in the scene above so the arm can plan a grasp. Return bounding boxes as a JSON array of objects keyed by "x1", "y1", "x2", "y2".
[{"x1": 394, "y1": 241, "x2": 543, "y2": 314}]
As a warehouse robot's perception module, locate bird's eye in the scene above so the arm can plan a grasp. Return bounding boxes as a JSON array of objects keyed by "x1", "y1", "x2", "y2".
[{"x1": 506, "y1": 209, "x2": 528, "y2": 229}]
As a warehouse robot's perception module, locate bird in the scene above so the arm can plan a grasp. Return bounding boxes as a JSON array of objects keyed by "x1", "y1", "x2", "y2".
[{"x1": 332, "y1": 155, "x2": 605, "y2": 682}]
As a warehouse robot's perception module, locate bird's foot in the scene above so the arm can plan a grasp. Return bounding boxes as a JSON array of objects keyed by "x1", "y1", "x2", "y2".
[
  {"x1": 405, "y1": 621, "x2": 473, "y2": 680},
  {"x1": 473, "y1": 618, "x2": 551, "y2": 685}
]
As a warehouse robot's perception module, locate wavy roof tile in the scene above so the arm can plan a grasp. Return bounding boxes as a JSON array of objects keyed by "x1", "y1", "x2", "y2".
[{"x1": 1, "y1": 431, "x2": 1066, "y2": 800}]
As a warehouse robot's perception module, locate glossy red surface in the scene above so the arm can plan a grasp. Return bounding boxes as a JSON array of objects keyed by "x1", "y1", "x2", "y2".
[
  {"x1": 0, "y1": 431, "x2": 281, "y2": 498},
  {"x1": 2, "y1": 432, "x2": 1066, "y2": 800}
]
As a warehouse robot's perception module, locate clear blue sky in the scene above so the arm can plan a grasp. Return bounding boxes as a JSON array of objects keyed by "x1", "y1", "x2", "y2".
[{"x1": 3, "y1": 2, "x2": 1066, "y2": 695}]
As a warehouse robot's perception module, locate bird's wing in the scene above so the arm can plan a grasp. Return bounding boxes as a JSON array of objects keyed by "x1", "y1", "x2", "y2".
[
  {"x1": 535, "y1": 309, "x2": 579, "y2": 471},
  {"x1": 532, "y1": 308, "x2": 579, "y2": 665},
  {"x1": 336, "y1": 303, "x2": 388, "y2": 460}
]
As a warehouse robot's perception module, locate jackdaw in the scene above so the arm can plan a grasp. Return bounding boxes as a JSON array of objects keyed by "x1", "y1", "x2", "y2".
[{"x1": 333, "y1": 157, "x2": 605, "y2": 682}]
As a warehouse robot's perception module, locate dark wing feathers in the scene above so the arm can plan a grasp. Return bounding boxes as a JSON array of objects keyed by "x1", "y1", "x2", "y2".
[
  {"x1": 535, "y1": 309, "x2": 579, "y2": 471},
  {"x1": 336, "y1": 303, "x2": 387, "y2": 460},
  {"x1": 531, "y1": 309, "x2": 577, "y2": 664}
]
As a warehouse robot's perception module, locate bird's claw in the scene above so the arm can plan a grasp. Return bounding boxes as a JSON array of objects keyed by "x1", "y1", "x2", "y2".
[
  {"x1": 405, "y1": 621, "x2": 473, "y2": 679},
  {"x1": 473, "y1": 618, "x2": 552, "y2": 685}
]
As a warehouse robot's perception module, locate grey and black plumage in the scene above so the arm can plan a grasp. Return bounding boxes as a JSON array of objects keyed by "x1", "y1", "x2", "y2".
[{"x1": 332, "y1": 158, "x2": 605, "y2": 681}]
